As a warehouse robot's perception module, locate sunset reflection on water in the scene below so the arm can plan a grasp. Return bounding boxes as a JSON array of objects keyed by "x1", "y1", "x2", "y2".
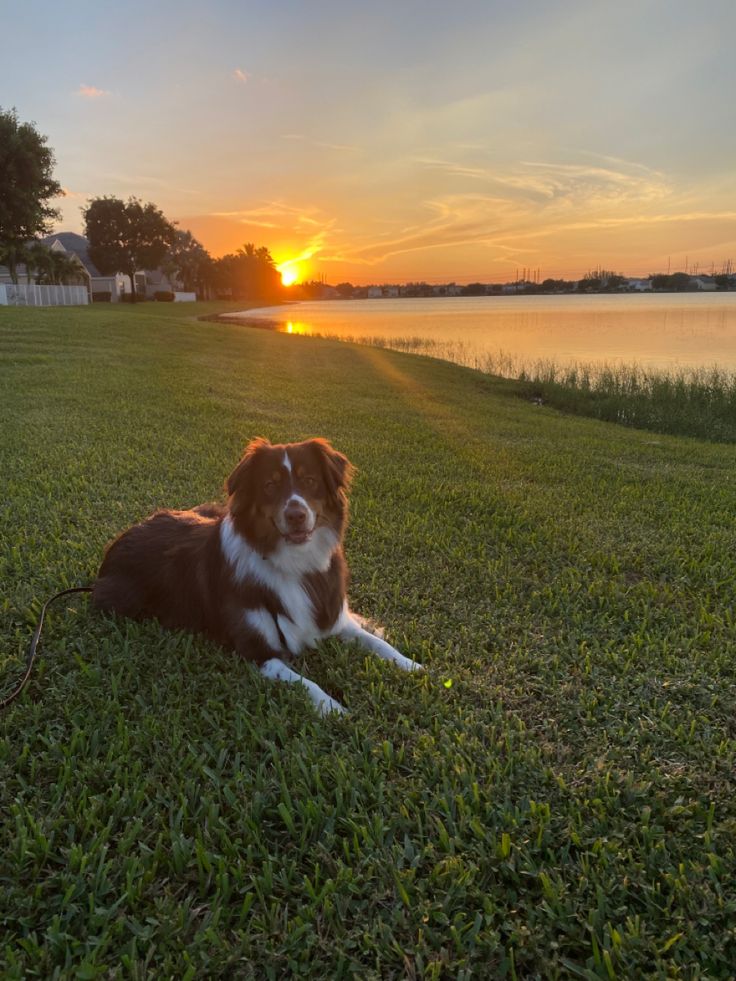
[{"x1": 229, "y1": 294, "x2": 736, "y2": 375}]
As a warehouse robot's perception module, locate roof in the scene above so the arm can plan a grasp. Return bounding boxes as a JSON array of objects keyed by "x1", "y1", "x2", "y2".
[{"x1": 41, "y1": 232, "x2": 104, "y2": 277}]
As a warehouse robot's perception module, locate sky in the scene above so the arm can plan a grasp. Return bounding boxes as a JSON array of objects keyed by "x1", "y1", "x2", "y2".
[{"x1": 2, "y1": 0, "x2": 736, "y2": 285}]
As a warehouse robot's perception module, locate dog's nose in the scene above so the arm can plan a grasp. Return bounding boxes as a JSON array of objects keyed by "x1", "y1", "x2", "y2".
[{"x1": 284, "y1": 501, "x2": 308, "y2": 528}]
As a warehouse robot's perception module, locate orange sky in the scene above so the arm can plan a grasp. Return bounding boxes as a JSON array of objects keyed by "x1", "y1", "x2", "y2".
[{"x1": 4, "y1": 0, "x2": 736, "y2": 285}]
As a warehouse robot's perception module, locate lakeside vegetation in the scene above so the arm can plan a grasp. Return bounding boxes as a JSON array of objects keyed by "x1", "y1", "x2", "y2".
[
  {"x1": 244, "y1": 328, "x2": 736, "y2": 445},
  {"x1": 2, "y1": 303, "x2": 736, "y2": 976}
]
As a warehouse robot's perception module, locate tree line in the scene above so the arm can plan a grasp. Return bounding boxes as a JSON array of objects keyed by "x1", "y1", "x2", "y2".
[{"x1": 0, "y1": 107, "x2": 283, "y2": 302}]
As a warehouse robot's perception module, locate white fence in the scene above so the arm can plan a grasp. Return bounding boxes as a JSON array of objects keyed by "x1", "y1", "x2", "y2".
[{"x1": 0, "y1": 283, "x2": 89, "y2": 306}]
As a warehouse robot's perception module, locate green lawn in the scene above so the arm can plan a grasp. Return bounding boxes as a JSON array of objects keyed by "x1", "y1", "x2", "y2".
[{"x1": 1, "y1": 302, "x2": 735, "y2": 979}]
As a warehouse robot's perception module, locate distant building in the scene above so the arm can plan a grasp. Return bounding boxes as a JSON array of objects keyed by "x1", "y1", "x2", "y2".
[
  {"x1": 47, "y1": 233, "x2": 124, "y2": 299},
  {"x1": 0, "y1": 232, "x2": 182, "y2": 301},
  {"x1": 693, "y1": 276, "x2": 717, "y2": 291},
  {"x1": 627, "y1": 278, "x2": 653, "y2": 291}
]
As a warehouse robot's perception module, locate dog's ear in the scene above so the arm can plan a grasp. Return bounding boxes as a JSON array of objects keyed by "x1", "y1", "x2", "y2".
[
  {"x1": 226, "y1": 437, "x2": 271, "y2": 497},
  {"x1": 313, "y1": 438, "x2": 355, "y2": 505}
]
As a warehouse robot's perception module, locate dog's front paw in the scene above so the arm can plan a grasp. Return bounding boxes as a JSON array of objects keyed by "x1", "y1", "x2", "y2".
[
  {"x1": 314, "y1": 692, "x2": 348, "y2": 716},
  {"x1": 393, "y1": 653, "x2": 424, "y2": 673}
]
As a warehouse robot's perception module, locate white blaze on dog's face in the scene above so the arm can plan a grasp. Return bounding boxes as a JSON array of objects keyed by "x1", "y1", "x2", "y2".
[
  {"x1": 226, "y1": 437, "x2": 354, "y2": 555},
  {"x1": 271, "y1": 449, "x2": 316, "y2": 544}
]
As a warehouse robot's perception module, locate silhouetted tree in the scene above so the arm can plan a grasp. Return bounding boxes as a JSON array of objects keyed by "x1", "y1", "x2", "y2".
[
  {"x1": 0, "y1": 107, "x2": 63, "y2": 281},
  {"x1": 83, "y1": 196, "x2": 176, "y2": 302},
  {"x1": 578, "y1": 269, "x2": 626, "y2": 292},
  {"x1": 213, "y1": 243, "x2": 283, "y2": 300},
  {"x1": 651, "y1": 272, "x2": 693, "y2": 291},
  {"x1": 540, "y1": 278, "x2": 575, "y2": 293},
  {"x1": 163, "y1": 229, "x2": 214, "y2": 298}
]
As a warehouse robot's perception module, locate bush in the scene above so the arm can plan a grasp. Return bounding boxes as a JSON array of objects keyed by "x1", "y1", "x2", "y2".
[
  {"x1": 91, "y1": 291, "x2": 112, "y2": 303},
  {"x1": 154, "y1": 291, "x2": 175, "y2": 302}
]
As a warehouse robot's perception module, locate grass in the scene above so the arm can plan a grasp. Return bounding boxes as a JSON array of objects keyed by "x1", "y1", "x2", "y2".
[
  {"x1": 268, "y1": 328, "x2": 736, "y2": 444},
  {"x1": 1, "y1": 301, "x2": 736, "y2": 978}
]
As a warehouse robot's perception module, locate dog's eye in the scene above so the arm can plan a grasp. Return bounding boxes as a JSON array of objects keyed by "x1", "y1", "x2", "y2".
[
  {"x1": 303, "y1": 476, "x2": 318, "y2": 489},
  {"x1": 264, "y1": 480, "x2": 276, "y2": 493}
]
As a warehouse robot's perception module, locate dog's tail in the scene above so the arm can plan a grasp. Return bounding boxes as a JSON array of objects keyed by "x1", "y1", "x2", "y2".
[{"x1": 1, "y1": 586, "x2": 92, "y2": 710}]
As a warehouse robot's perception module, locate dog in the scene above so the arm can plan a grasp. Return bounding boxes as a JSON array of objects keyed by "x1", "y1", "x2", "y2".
[{"x1": 92, "y1": 437, "x2": 422, "y2": 714}]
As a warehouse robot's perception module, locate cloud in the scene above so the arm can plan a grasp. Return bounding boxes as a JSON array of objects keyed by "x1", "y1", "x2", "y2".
[
  {"x1": 55, "y1": 187, "x2": 88, "y2": 200},
  {"x1": 232, "y1": 68, "x2": 251, "y2": 83},
  {"x1": 77, "y1": 84, "x2": 109, "y2": 99},
  {"x1": 309, "y1": 152, "x2": 683, "y2": 269},
  {"x1": 212, "y1": 200, "x2": 326, "y2": 230},
  {"x1": 281, "y1": 133, "x2": 360, "y2": 153},
  {"x1": 415, "y1": 155, "x2": 670, "y2": 205}
]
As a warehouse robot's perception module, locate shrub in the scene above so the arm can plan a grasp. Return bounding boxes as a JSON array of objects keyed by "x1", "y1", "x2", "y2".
[
  {"x1": 154, "y1": 290, "x2": 175, "y2": 302},
  {"x1": 91, "y1": 291, "x2": 112, "y2": 303}
]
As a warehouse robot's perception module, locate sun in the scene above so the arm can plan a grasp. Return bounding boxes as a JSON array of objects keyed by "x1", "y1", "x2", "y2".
[{"x1": 278, "y1": 262, "x2": 300, "y2": 287}]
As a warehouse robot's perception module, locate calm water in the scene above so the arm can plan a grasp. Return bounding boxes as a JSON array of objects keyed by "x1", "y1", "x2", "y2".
[{"x1": 228, "y1": 293, "x2": 736, "y2": 375}]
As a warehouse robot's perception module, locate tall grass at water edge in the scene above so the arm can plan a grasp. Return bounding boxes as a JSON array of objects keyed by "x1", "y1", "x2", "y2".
[{"x1": 314, "y1": 331, "x2": 736, "y2": 443}]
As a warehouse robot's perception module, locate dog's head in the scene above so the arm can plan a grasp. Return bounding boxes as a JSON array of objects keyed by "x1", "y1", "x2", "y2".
[{"x1": 226, "y1": 437, "x2": 354, "y2": 555}]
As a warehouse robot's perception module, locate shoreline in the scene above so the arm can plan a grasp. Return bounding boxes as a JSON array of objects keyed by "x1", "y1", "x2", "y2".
[{"x1": 207, "y1": 301, "x2": 736, "y2": 445}]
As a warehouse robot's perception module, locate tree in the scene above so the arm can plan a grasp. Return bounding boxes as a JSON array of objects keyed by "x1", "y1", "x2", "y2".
[
  {"x1": 26, "y1": 242, "x2": 54, "y2": 283},
  {"x1": 162, "y1": 229, "x2": 213, "y2": 298},
  {"x1": 83, "y1": 196, "x2": 176, "y2": 302},
  {"x1": 212, "y1": 243, "x2": 283, "y2": 300},
  {"x1": 0, "y1": 241, "x2": 31, "y2": 285},
  {"x1": 578, "y1": 268, "x2": 626, "y2": 292},
  {"x1": 651, "y1": 272, "x2": 693, "y2": 292},
  {"x1": 48, "y1": 250, "x2": 86, "y2": 286},
  {"x1": 0, "y1": 107, "x2": 63, "y2": 281}
]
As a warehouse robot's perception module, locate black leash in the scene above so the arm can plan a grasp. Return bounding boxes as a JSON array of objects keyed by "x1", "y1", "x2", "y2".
[{"x1": 0, "y1": 586, "x2": 92, "y2": 710}]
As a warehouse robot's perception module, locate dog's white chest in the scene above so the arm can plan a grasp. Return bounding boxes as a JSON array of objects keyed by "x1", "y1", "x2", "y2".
[
  {"x1": 221, "y1": 517, "x2": 333, "y2": 655},
  {"x1": 273, "y1": 580, "x2": 320, "y2": 654}
]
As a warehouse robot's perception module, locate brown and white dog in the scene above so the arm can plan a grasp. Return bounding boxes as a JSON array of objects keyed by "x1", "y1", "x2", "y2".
[{"x1": 92, "y1": 437, "x2": 422, "y2": 714}]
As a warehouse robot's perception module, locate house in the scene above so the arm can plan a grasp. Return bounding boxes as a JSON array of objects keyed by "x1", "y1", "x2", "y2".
[
  {"x1": 693, "y1": 276, "x2": 717, "y2": 292},
  {"x1": 627, "y1": 278, "x2": 653, "y2": 291},
  {"x1": 44, "y1": 232, "x2": 128, "y2": 300},
  {"x1": 366, "y1": 285, "x2": 400, "y2": 298},
  {"x1": 45, "y1": 233, "x2": 183, "y2": 300},
  {"x1": 1, "y1": 232, "x2": 182, "y2": 301}
]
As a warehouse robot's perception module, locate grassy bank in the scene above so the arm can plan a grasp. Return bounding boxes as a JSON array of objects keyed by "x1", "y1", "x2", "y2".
[
  {"x1": 271, "y1": 330, "x2": 736, "y2": 444},
  {"x1": 1, "y1": 303, "x2": 736, "y2": 978}
]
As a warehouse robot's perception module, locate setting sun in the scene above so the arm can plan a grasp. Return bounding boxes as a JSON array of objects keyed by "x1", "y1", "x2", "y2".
[{"x1": 278, "y1": 262, "x2": 300, "y2": 287}]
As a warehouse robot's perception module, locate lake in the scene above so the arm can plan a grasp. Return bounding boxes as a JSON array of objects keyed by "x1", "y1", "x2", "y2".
[{"x1": 227, "y1": 293, "x2": 736, "y2": 376}]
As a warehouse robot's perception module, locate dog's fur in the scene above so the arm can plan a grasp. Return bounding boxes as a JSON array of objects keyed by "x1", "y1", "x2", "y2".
[{"x1": 93, "y1": 437, "x2": 421, "y2": 714}]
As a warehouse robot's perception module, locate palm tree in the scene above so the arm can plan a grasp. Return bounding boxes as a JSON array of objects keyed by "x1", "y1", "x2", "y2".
[
  {"x1": 236, "y1": 243, "x2": 274, "y2": 265},
  {"x1": 0, "y1": 241, "x2": 31, "y2": 284},
  {"x1": 27, "y1": 242, "x2": 55, "y2": 284},
  {"x1": 48, "y1": 251, "x2": 86, "y2": 285}
]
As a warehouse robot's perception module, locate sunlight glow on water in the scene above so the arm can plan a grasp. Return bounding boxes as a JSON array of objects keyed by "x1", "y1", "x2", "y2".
[{"x1": 228, "y1": 294, "x2": 736, "y2": 375}]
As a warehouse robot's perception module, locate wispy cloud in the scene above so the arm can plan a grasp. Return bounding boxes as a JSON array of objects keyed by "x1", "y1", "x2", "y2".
[
  {"x1": 77, "y1": 84, "x2": 109, "y2": 99},
  {"x1": 232, "y1": 68, "x2": 251, "y2": 83},
  {"x1": 415, "y1": 155, "x2": 670, "y2": 205},
  {"x1": 308, "y1": 151, "x2": 682, "y2": 270},
  {"x1": 212, "y1": 200, "x2": 326, "y2": 230},
  {"x1": 55, "y1": 187, "x2": 88, "y2": 200},
  {"x1": 316, "y1": 155, "x2": 700, "y2": 270},
  {"x1": 281, "y1": 133, "x2": 360, "y2": 153}
]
